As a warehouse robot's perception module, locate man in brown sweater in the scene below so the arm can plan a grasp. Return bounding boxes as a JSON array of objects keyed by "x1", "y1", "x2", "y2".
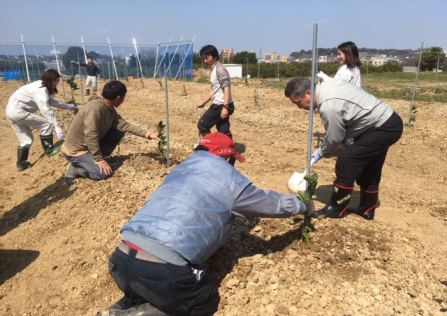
[{"x1": 62, "y1": 81, "x2": 160, "y2": 185}]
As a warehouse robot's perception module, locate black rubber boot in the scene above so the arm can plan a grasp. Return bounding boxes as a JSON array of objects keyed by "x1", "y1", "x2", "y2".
[
  {"x1": 40, "y1": 135, "x2": 61, "y2": 157},
  {"x1": 312, "y1": 183, "x2": 354, "y2": 218},
  {"x1": 17, "y1": 146, "x2": 31, "y2": 171},
  {"x1": 86, "y1": 89, "x2": 90, "y2": 96},
  {"x1": 347, "y1": 187, "x2": 378, "y2": 220},
  {"x1": 98, "y1": 302, "x2": 168, "y2": 316}
]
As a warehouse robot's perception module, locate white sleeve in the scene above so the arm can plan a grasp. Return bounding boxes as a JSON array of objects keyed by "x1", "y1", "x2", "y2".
[
  {"x1": 49, "y1": 96, "x2": 71, "y2": 109},
  {"x1": 32, "y1": 87, "x2": 60, "y2": 127},
  {"x1": 334, "y1": 65, "x2": 353, "y2": 83}
]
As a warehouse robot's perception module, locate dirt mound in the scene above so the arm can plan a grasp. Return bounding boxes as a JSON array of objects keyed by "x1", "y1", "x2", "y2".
[{"x1": 0, "y1": 78, "x2": 446, "y2": 315}]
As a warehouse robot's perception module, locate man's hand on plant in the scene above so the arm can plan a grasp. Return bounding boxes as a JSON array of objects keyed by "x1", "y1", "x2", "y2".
[
  {"x1": 301, "y1": 199, "x2": 315, "y2": 216},
  {"x1": 147, "y1": 132, "x2": 160, "y2": 141}
]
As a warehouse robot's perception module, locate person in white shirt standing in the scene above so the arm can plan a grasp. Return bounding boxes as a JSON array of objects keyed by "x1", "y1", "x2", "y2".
[
  {"x1": 5, "y1": 69, "x2": 78, "y2": 171},
  {"x1": 317, "y1": 41, "x2": 362, "y2": 87},
  {"x1": 197, "y1": 47, "x2": 235, "y2": 133}
]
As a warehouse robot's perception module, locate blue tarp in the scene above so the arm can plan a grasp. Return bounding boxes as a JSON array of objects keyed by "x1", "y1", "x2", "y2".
[{"x1": 5, "y1": 71, "x2": 21, "y2": 81}]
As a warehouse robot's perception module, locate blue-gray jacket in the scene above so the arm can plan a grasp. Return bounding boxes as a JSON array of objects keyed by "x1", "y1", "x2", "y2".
[{"x1": 121, "y1": 151, "x2": 305, "y2": 265}]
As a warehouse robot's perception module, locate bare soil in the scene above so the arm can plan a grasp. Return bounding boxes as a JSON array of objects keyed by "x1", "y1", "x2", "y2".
[{"x1": 1, "y1": 77, "x2": 447, "y2": 316}]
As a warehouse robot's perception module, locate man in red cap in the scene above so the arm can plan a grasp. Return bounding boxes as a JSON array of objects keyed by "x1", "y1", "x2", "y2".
[{"x1": 99, "y1": 133, "x2": 314, "y2": 316}]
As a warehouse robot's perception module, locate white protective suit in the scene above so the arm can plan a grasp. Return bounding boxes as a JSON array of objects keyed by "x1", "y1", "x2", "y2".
[{"x1": 6, "y1": 80, "x2": 76, "y2": 147}]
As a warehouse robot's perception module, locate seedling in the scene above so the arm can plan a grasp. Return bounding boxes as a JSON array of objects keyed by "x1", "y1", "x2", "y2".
[
  {"x1": 155, "y1": 121, "x2": 167, "y2": 164},
  {"x1": 406, "y1": 104, "x2": 418, "y2": 128},
  {"x1": 297, "y1": 173, "x2": 318, "y2": 243},
  {"x1": 66, "y1": 76, "x2": 79, "y2": 105},
  {"x1": 182, "y1": 81, "x2": 187, "y2": 96}
]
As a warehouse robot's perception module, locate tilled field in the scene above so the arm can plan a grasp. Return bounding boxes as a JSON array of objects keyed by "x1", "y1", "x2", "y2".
[{"x1": 0, "y1": 77, "x2": 446, "y2": 315}]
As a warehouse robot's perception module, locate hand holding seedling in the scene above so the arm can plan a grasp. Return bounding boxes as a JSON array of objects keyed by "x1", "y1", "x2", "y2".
[{"x1": 297, "y1": 173, "x2": 318, "y2": 242}]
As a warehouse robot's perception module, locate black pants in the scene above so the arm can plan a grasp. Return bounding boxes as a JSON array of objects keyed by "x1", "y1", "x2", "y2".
[
  {"x1": 335, "y1": 112, "x2": 403, "y2": 188},
  {"x1": 108, "y1": 247, "x2": 219, "y2": 316},
  {"x1": 100, "y1": 126, "x2": 125, "y2": 157},
  {"x1": 197, "y1": 103, "x2": 234, "y2": 137}
]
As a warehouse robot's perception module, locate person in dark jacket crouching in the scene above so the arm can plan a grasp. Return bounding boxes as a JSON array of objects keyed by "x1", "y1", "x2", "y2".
[{"x1": 99, "y1": 132, "x2": 314, "y2": 316}]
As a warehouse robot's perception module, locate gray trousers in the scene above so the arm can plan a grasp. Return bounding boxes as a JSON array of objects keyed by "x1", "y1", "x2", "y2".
[{"x1": 63, "y1": 152, "x2": 109, "y2": 181}]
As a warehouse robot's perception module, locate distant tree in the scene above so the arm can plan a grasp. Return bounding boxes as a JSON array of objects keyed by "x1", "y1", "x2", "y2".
[
  {"x1": 62, "y1": 46, "x2": 84, "y2": 74},
  {"x1": 232, "y1": 51, "x2": 257, "y2": 64},
  {"x1": 87, "y1": 51, "x2": 101, "y2": 61},
  {"x1": 419, "y1": 47, "x2": 446, "y2": 71},
  {"x1": 193, "y1": 52, "x2": 202, "y2": 65},
  {"x1": 128, "y1": 54, "x2": 137, "y2": 67}
]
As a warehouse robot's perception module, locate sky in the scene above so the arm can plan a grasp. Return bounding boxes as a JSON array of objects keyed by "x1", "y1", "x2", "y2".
[{"x1": 0, "y1": 0, "x2": 446, "y2": 57}]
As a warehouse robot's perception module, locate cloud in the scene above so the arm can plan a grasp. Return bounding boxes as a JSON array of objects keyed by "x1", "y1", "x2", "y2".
[{"x1": 49, "y1": 49, "x2": 61, "y2": 55}]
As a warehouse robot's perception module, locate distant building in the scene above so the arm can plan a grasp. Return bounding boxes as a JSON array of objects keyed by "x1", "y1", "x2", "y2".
[
  {"x1": 280, "y1": 56, "x2": 288, "y2": 62},
  {"x1": 221, "y1": 48, "x2": 236, "y2": 62},
  {"x1": 319, "y1": 56, "x2": 327, "y2": 63},
  {"x1": 359, "y1": 52, "x2": 373, "y2": 65},
  {"x1": 264, "y1": 52, "x2": 278, "y2": 63}
]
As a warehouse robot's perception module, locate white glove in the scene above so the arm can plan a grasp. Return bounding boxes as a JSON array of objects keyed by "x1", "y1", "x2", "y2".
[
  {"x1": 71, "y1": 60, "x2": 76, "y2": 63},
  {"x1": 311, "y1": 149, "x2": 322, "y2": 162},
  {"x1": 316, "y1": 71, "x2": 330, "y2": 82},
  {"x1": 287, "y1": 158, "x2": 316, "y2": 194},
  {"x1": 55, "y1": 126, "x2": 65, "y2": 140}
]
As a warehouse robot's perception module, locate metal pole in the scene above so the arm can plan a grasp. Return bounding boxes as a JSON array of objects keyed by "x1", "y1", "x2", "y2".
[
  {"x1": 81, "y1": 37, "x2": 88, "y2": 63},
  {"x1": 432, "y1": 56, "x2": 440, "y2": 103},
  {"x1": 107, "y1": 62, "x2": 111, "y2": 81},
  {"x1": 133, "y1": 38, "x2": 144, "y2": 80},
  {"x1": 81, "y1": 36, "x2": 89, "y2": 78},
  {"x1": 153, "y1": 42, "x2": 160, "y2": 77},
  {"x1": 21, "y1": 34, "x2": 30, "y2": 82},
  {"x1": 166, "y1": 36, "x2": 183, "y2": 76},
  {"x1": 277, "y1": 61, "x2": 279, "y2": 80},
  {"x1": 32, "y1": 47, "x2": 42, "y2": 77},
  {"x1": 52, "y1": 35, "x2": 67, "y2": 103},
  {"x1": 174, "y1": 35, "x2": 196, "y2": 80},
  {"x1": 108, "y1": 37, "x2": 119, "y2": 79},
  {"x1": 155, "y1": 38, "x2": 172, "y2": 78},
  {"x1": 366, "y1": 61, "x2": 369, "y2": 90},
  {"x1": 256, "y1": 49, "x2": 261, "y2": 105},
  {"x1": 307, "y1": 23, "x2": 318, "y2": 174},
  {"x1": 78, "y1": 52, "x2": 85, "y2": 105},
  {"x1": 407, "y1": 42, "x2": 424, "y2": 125},
  {"x1": 164, "y1": 64, "x2": 170, "y2": 168}
]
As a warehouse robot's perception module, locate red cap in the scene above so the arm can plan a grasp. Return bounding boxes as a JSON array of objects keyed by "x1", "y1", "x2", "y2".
[{"x1": 199, "y1": 133, "x2": 246, "y2": 162}]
